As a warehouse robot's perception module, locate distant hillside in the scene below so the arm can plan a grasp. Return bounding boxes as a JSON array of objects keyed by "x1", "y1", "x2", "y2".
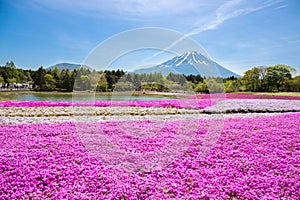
[
  {"x1": 47, "y1": 63, "x2": 91, "y2": 71},
  {"x1": 134, "y1": 51, "x2": 241, "y2": 78}
]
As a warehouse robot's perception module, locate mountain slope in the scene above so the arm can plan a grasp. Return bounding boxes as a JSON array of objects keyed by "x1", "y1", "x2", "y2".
[{"x1": 134, "y1": 51, "x2": 240, "y2": 78}]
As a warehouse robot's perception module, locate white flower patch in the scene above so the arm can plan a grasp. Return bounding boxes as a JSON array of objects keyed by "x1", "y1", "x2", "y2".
[{"x1": 203, "y1": 99, "x2": 300, "y2": 113}]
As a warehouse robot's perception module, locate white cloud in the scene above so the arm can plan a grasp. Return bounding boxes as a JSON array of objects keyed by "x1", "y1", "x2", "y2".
[
  {"x1": 188, "y1": 0, "x2": 283, "y2": 36},
  {"x1": 275, "y1": 5, "x2": 288, "y2": 10},
  {"x1": 27, "y1": 0, "x2": 285, "y2": 59},
  {"x1": 27, "y1": 0, "x2": 282, "y2": 29},
  {"x1": 144, "y1": 0, "x2": 283, "y2": 61},
  {"x1": 12, "y1": 0, "x2": 286, "y2": 30}
]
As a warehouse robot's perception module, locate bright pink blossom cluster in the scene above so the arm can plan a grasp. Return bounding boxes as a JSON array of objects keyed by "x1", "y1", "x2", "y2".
[
  {"x1": 0, "y1": 99, "x2": 213, "y2": 109},
  {"x1": 0, "y1": 113, "x2": 299, "y2": 199},
  {"x1": 195, "y1": 93, "x2": 300, "y2": 100}
]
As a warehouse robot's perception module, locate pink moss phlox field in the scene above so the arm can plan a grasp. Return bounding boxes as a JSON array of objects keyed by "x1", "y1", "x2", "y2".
[
  {"x1": 0, "y1": 99, "x2": 213, "y2": 109},
  {"x1": 1, "y1": 113, "x2": 299, "y2": 199},
  {"x1": 195, "y1": 93, "x2": 300, "y2": 100},
  {"x1": 97, "y1": 120, "x2": 182, "y2": 153}
]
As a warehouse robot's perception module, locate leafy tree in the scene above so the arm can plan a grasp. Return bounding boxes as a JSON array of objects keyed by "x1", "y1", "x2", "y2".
[
  {"x1": 184, "y1": 74, "x2": 204, "y2": 84},
  {"x1": 132, "y1": 73, "x2": 141, "y2": 89},
  {"x1": 224, "y1": 80, "x2": 234, "y2": 92},
  {"x1": 205, "y1": 78, "x2": 224, "y2": 93},
  {"x1": 25, "y1": 71, "x2": 33, "y2": 82},
  {"x1": 243, "y1": 67, "x2": 260, "y2": 91},
  {"x1": 104, "y1": 70, "x2": 124, "y2": 91},
  {"x1": 60, "y1": 69, "x2": 74, "y2": 92},
  {"x1": 224, "y1": 79, "x2": 243, "y2": 92},
  {"x1": 164, "y1": 80, "x2": 181, "y2": 92},
  {"x1": 78, "y1": 75, "x2": 91, "y2": 91},
  {"x1": 194, "y1": 82, "x2": 208, "y2": 93},
  {"x1": 0, "y1": 66, "x2": 20, "y2": 83},
  {"x1": 43, "y1": 74, "x2": 56, "y2": 90},
  {"x1": 32, "y1": 67, "x2": 46, "y2": 89},
  {"x1": 52, "y1": 66, "x2": 60, "y2": 87},
  {"x1": 18, "y1": 70, "x2": 28, "y2": 83},
  {"x1": 167, "y1": 73, "x2": 186, "y2": 85},
  {"x1": 114, "y1": 81, "x2": 134, "y2": 91},
  {"x1": 266, "y1": 64, "x2": 293, "y2": 92},
  {"x1": 7, "y1": 78, "x2": 17, "y2": 84},
  {"x1": 0, "y1": 76, "x2": 4, "y2": 86},
  {"x1": 96, "y1": 73, "x2": 108, "y2": 92},
  {"x1": 286, "y1": 75, "x2": 300, "y2": 92},
  {"x1": 258, "y1": 66, "x2": 268, "y2": 91}
]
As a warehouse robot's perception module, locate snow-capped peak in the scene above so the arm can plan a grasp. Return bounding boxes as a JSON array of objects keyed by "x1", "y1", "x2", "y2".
[
  {"x1": 133, "y1": 50, "x2": 241, "y2": 78},
  {"x1": 174, "y1": 51, "x2": 210, "y2": 66}
]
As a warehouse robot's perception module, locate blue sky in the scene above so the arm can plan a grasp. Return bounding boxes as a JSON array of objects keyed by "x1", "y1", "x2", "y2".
[{"x1": 0, "y1": 0, "x2": 299, "y2": 75}]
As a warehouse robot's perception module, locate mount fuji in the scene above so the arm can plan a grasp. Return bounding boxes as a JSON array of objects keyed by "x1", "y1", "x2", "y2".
[{"x1": 134, "y1": 51, "x2": 240, "y2": 78}]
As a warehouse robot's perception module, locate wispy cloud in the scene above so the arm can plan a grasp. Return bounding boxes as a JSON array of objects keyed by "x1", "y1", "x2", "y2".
[
  {"x1": 145, "y1": 0, "x2": 283, "y2": 61},
  {"x1": 19, "y1": 0, "x2": 286, "y2": 66},
  {"x1": 281, "y1": 35, "x2": 300, "y2": 44},
  {"x1": 275, "y1": 4, "x2": 288, "y2": 10},
  {"x1": 24, "y1": 0, "x2": 283, "y2": 28},
  {"x1": 187, "y1": 0, "x2": 283, "y2": 36}
]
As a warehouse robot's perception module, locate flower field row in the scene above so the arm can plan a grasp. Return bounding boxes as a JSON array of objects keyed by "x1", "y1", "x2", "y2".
[
  {"x1": 203, "y1": 99, "x2": 300, "y2": 113},
  {"x1": 196, "y1": 93, "x2": 300, "y2": 100},
  {"x1": 0, "y1": 106, "x2": 202, "y2": 118},
  {"x1": 1, "y1": 99, "x2": 299, "y2": 119},
  {"x1": 0, "y1": 113, "x2": 299, "y2": 199},
  {"x1": 0, "y1": 99, "x2": 213, "y2": 109},
  {"x1": 1, "y1": 112, "x2": 287, "y2": 125}
]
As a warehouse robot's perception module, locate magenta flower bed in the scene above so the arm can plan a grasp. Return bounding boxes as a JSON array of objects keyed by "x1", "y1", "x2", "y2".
[
  {"x1": 0, "y1": 99, "x2": 213, "y2": 109},
  {"x1": 196, "y1": 93, "x2": 300, "y2": 100},
  {"x1": 1, "y1": 113, "x2": 299, "y2": 199}
]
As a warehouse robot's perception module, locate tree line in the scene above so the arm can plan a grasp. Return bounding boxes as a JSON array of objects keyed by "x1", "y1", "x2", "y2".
[
  {"x1": 238, "y1": 65, "x2": 299, "y2": 92},
  {"x1": 0, "y1": 61, "x2": 299, "y2": 93}
]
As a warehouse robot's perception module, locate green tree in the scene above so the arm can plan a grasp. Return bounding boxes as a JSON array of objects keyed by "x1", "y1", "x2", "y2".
[
  {"x1": 194, "y1": 82, "x2": 208, "y2": 93},
  {"x1": 161, "y1": 80, "x2": 179, "y2": 92},
  {"x1": 184, "y1": 74, "x2": 204, "y2": 85},
  {"x1": 60, "y1": 69, "x2": 74, "y2": 92},
  {"x1": 167, "y1": 73, "x2": 186, "y2": 85},
  {"x1": 114, "y1": 81, "x2": 134, "y2": 91},
  {"x1": 0, "y1": 76, "x2": 4, "y2": 86},
  {"x1": 96, "y1": 73, "x2": 108, "y2": 92},
  {"x1": 32, "y1": 67, "x2": 46, "y2": 89},
  {"x1": 224, "y1": 80, "x2": 234, "y2": 92},
  {"x1": 287, "y1": 75, "x2": 300, "y2": 92},
  {"x1": 266, "y1": 64, "x2": 293, "y2": 92},
  {"x1": 205, "y1": 78, "x2": 224, "y2": 93},
  {"x1": 224, "y1": 79, "x2": 243, "y2": 92},
  {"x1": 7, "y1": 78, "x2": 17, "y2": 84},
  {"x1": 52, "y1": 67, "x2": 60, "y2": 86},
  {"x1": 77, "y1": 75, "x2": 91, "y2": 91},
  {"x1": 43, "y1": 74, "x2": 56, "y2": 90},
  {"x1": 25, "y1": 71, "x2": 33, "y2": 82},
  {"x1": 18, "y1": 70, "x2": 28, "y2": 83},
  {"x1": 242, "y1": 67, "x2": 260, "y2": 91},
  {"x1": 258, "y1": 66, "x2": 268, "y2": 91}
]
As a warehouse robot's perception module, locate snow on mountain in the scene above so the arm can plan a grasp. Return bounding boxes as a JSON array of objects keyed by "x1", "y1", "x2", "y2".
[{"x1": 134, "y1": 51, "x2": 241, "y2": 78}]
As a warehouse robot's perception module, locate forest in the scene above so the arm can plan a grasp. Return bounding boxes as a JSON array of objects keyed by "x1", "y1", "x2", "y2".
[{"x1": 0, "y1": 61, "x2": 299, "y2": 93}]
